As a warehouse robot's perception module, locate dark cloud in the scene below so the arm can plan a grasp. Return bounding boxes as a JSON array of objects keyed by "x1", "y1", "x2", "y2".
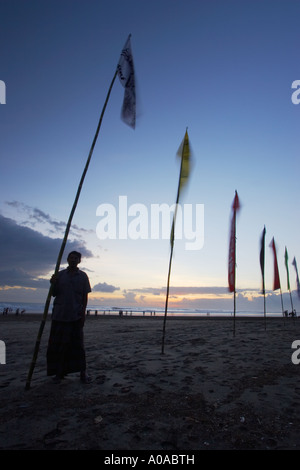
[
  {"x1": 0, "y1": 214, "x2": 92, "y2": 288},
  {"x1": 0, "y1": 268, "x2": 49, "y2": 289},
  {"x1": 93, "y1": 282, "x2": 120, "y2": 293}
]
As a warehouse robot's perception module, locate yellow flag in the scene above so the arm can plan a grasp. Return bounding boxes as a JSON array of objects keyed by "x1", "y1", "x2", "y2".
[
  {"x1": 170, "y1": 130, "x2": 191, "y2": 247},
  {"x1": 177, "y1": 129, "x2": 190, "y2": 195}
]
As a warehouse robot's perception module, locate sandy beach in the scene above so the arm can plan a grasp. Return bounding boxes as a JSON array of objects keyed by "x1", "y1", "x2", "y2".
[{"x1": 1, "y1": 313, "x2": 300, "y2": 451}]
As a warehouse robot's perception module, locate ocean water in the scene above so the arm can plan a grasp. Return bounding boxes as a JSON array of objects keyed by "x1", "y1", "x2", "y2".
[{"x1": 0, "y1": 301, "x2": 283, "y2": 318}]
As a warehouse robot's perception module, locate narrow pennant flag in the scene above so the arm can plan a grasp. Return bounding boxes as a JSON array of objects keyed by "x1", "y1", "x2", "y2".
[
  {"x1": 269, "y1": 237, "x2": 281, "y2": 290},
  {"x1": 260, "y1": 226, "x2": 266, "y2": 294},
  {"x1": 117, "y1": 34, "x2": 136, "y2": 128},
  {"x1": 285, "y1": 247, "x2": 290, "y2": 291},
  {"x1": 228, "y1": 191, "x2": 240, "y2": 293},
  {"x1": 177, "y1": 129, "x2": 191, "y2": 193},
  {"x1": 170, "y1": 129, "x2": 191, "y2": 246},
  {"x1": 292, "y1": 257, "x2": 300, "y2": 299}
]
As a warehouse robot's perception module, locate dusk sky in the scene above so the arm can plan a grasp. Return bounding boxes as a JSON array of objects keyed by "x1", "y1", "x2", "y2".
[{"x1": 0, "y1": 0, "x2": 299, "y2": 313}]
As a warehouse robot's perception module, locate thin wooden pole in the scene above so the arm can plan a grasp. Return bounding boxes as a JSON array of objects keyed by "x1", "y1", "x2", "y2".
[
  {"x1": 262, "y1": 251, "x2": 266, "y2": 330},
  {"x1": 279, "y1": 287, "x2": 286, "y2": 328},
  {"x1": 161, "y1": 179, "x2": 181, "y2": 355},
  {"x1": 161, "y1": 239, "x2": 175, "y2": 355},
  {"x1": 25, "y1": 69, "x2": 118, "y2": 390},
  {"x1": 228, "y1": 191, "x2": 239, "y2": 337},
  {"x1": 161, "y1": 132, "x2": 187, "y2": 355},
  {"x1": 233, "y1": 208, "x2": 237, "y2": 337},
  {"x1": 289, "y1": 288, "x2": 295, "y2": 325},
  {"x1": 289, "y1": 289, "x2": 294, "y2": 315},
  {"x1": 263, "y1": 288, "x2": 266, "y2": 331},
  {"x1": 260, "y1": 226, "x2": 266, "y2": 330}
]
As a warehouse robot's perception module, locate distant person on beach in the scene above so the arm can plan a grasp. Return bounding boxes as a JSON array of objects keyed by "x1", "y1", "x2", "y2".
[{"x1": 46, "y1": 251, "x2": 92, "y2": 384}]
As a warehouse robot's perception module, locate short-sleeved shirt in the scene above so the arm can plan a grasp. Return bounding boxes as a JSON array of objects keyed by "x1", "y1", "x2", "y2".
[{"x1": 52, "y1": 268, "x2": 92, "y2": 322}]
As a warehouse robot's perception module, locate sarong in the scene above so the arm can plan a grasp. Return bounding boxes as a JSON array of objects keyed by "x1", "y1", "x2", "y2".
[{"x1": 47, "y1": 319, "x2": 86, "y2": 377}]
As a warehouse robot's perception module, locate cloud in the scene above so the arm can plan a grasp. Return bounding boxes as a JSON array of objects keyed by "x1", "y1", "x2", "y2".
[
  {"x1": 122, "y1": 291, "x2": 139, "y2": 304},
  {"x1": 0, "y1": 214, "x2": 93, "y2": 288},
  {"x1": 0, "y1": 268, "x2": 49, "y2": 289},
  {"x1": 4, "y1": 201, "x2": 93, "y2": 238},
  {"x1": 127, "y1": 286, "x2": 232, "y2": 296},
  {"x1": 171, "y1": 289, "x2": 299, "y2": 313},
  {"x1": 122, "y1": 285, "x2": 300, "y2": 313},
  {"x1": 92, "y1": 282, "x2": 120, "y2": 293}
]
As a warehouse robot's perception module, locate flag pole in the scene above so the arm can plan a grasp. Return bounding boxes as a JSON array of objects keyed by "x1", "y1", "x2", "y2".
[
  {"x1": 233, "y1": 206, "x2": 237, "y2": 337},
  {"x1": 263, "y1": 285, "x2": 266, "y2": 330},
  {"x1": 289, "y1": 288, "x2": 294, "y2": 314},
  {"x1": 161, "y1": 129, "x2": 190, "y2": 355},
  {"x1": 285, "y1": 247, "x2": 295, "y2": 323},
  {"x1": 260, "y1": 226, "x2": 266, "y2": 330},
  {"x1": 279, "y1": 287, "x2": 285, "y2": 317},
  {"x1": 161, "y1": 164, "x2": 182, "y2": 355},
  {"x1": 25, "y1": 68, "x2": 118, "y2": 390},
  {"x1": 161, "y1": 231, "x2": 175, "y2": 355},
  {"x1": 228, "y1": 190, "x2": 240, "y2": 337},
  {"x1": 289, "y1": 288, "x2": 295, "y2": 324},
  {"x1": 262, "y1": 247, "x2": 266, "y2": 330}
]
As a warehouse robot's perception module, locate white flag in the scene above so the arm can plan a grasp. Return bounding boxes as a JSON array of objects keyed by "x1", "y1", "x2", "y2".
[{"x1": 117, "y1": 34, "x2": 136, "y2": 129}]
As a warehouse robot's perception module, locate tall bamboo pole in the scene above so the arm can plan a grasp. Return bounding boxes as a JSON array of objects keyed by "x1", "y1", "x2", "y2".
[
  {"x1": 260, "y1": 226, "x2": 267, "y2": 331},
  {"x1": 289, "y1": 290, "x2": 294, "y2": 315},
  {"x1": 279, "y1": 282, "x2": 286, "y2": 328},
  {"x1": 25, "y1": 69, "x2": 118, "y2": 390},
  {"x1": 161, "y1": 130, "x2": 189, "y2": 355},
  {"x1": 289, "y1": 288, "x2": 295, "y2": 324},
  {"x1": 233, "y1": 207, "x2": 237, "y2": 337},
  {"x1": 263, "y1": 282, "x2": 266, "y2": 330},
  {"x1": 229, "y1": 191, "x2": 239, "y2": 337},
  {"x1": 280, "y1": 287, "x2": 285, "y2": 319},
  {"x1": 161, "y1": 189, "x2": 181, "y2": 355},
  {"x1": 285, "y1": 247, "x2": 295, "y2": 322}
]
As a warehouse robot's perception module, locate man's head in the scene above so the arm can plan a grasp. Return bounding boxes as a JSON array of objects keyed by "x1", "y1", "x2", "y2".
[{"x1": 67, "y1": 251, "x2": 81, "y2": 267}]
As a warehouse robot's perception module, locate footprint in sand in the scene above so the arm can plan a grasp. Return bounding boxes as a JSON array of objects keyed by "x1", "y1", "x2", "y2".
[{"x1": 0, "y1": 380, "x2": 10, "y2": 388}]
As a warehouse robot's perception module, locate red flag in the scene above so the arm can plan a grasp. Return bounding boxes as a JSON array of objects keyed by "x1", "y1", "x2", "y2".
[
  {"x1": 228, "y1": 191, "x2": 240, "y2": 293},
  {"x1": 269, "y1": 237, "x2": 281, "y2": 290}
]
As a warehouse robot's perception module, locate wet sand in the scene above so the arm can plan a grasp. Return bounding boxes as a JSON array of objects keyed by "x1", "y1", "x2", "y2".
[{"x1": 0, "y1": 314, "x2": 300, "y2": 451}]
